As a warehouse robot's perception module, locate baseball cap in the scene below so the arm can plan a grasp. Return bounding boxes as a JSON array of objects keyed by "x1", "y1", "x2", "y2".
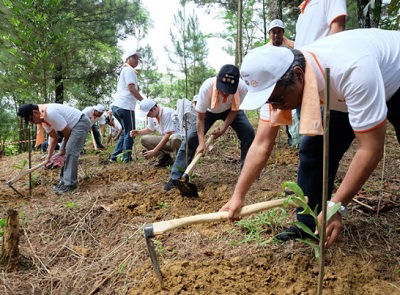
[
  {"x1": 268, "y1": 19, "x2": 285, "y2": 33},
  {"x1": 124, "y1": 50, "x2": 141, "y2": 61},
  {"x1": 239, "y1": 45, "x2": 294, "y2": 110},
  {"x1": 140, "y1": 98, "x2": 157, "y2": 115},
  {"x1": 192, "y1": 95, "x2": 199, "y2": 103},
  {"x1": 17, "y1": 103, "x2": 38, "y2": 123},
  {"x1": 93, "y1": 104, "x2": 105, "y2": 113},
  {"x1": 217, "y1": 64, "x2": 240, "y2": 94}
]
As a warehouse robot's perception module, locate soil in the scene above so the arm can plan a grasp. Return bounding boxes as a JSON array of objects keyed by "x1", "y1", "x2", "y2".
[{"x1": 0, "y1": 122, "x2": 399, "y2": 295}]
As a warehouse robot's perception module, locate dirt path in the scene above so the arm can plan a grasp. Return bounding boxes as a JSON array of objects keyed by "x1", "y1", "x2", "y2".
[{"x1": 0, "y1": 126, "x2": 399, "y2": 294}]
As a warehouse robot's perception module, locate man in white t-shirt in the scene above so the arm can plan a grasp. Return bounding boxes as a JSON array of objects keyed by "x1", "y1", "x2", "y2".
[
  {"x1": 18, "y1": 103, "x2": 91, "y2": 194},
  {"x1": 267, "y1": 19, "x2": 294, "y2": 49},
  {"x1": 82, "y1": 104, "x2": 106, "y2": 149},
  {"x1": 164, "y1": 64, "x2": 255, "y2": 192},
  {"x1": 105, "y1": 116, "x2": 122, "y2": 145},
  {"x1": 130, "y1": 99, "x2": 181, "y2": 167},
  {"x1": 294, "y1": 0, "x2": 347, "y2": 49},
  {"x1": 110, "y1": 50, "x2": 144, "y2": 163},
  {"x1": 220, "y1": 29, "x2": 400, "y2": 248}
]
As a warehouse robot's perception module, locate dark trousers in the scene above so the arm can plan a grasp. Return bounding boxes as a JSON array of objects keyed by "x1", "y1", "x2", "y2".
[
  {"x1": 296, "y1": 88, "x2": 400, "y2": 230},
  {"x1": 111, "y1": 106, "x2": 135, "y2": 162},
  {"x1": 170, "y1": 110, "x2": 255, "y2": 180},
  {"x1": 92, "y1": 125, "x2": 104, "y2": 148}
]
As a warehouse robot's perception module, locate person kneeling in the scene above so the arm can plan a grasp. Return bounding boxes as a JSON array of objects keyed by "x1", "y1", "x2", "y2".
[{"x1": 130, "y1": 99, "x2": 181, "y2": 167}]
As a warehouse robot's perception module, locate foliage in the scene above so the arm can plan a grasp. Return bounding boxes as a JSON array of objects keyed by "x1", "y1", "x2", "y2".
[
  {"x1": 282, "y1": 181, "x2": 341, "y2": 259},
  {"x1": 0, "y1": 218, "x2": 6, "y2": 238},
  {"x1": 234, "y1": 208, "x2": 289, "y2": 245},
  {"x1": 139, "y1": 45, "x2": 163, "y2": 99}
]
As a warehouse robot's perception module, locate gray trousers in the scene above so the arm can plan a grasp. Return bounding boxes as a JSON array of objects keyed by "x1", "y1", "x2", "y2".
[
  {"x1": 140, "y1": 134, "x2": 181, "y2": 159},
  {"x1": 60, "y1": 115, "x2": 91, "y2": 186}
]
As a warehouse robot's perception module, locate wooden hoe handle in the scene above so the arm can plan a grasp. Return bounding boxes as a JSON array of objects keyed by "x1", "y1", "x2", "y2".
[
  {"x1": 7, "y1": 161, "x2": 47, "y2": 186},
  {"x1": 183, "y1": 135, "x2": 215, "y2": 177},
  {"x1": 151, "y1": 197, "x2": 306, "y2": 236}
]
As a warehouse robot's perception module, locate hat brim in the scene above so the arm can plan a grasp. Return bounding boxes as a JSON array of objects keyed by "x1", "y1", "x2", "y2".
[{"x1": 240, "y1": 83, "x2": 276, "y2": 110}]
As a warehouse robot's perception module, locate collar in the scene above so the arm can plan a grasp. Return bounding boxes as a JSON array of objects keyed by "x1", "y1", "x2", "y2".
[{"x1": 299, "y1": 0, "x2": 310, "y2": 14}]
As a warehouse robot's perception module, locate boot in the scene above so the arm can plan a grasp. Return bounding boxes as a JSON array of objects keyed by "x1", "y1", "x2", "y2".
[{"x1": 154, "y1": 153, "x2": 173, "y2": 168}]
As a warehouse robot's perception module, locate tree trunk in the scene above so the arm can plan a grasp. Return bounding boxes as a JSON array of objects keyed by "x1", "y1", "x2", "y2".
[
  {"x1": 55, "y1": 64, "x2": 64, "y2": 104},
  {"x1": 262, "y1": 0, "x2": 268, "y2": 42},
  {"x1": 268, "y1": 0, "x2": 282, "y2": 20},
  {"x1": 0, "y1": 209, "x2": 20, "y2": 272},
  {"x1": 357, "y1": 0, "x2": 371, "y2": 27},
  {"x1": 236, "y1": 0, "x2": 243, "y2": 67}
]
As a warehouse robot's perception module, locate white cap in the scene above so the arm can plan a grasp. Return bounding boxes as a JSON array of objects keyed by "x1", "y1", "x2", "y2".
[
  {"x1": 93, "y1": 104, "x2": 105, "y2": 113},
  {"x1": 193, "y1": 95, "x2": 199, "y2": 102},
  {"x1": 140, "y1": 98, "x2": 157, "y2": 115},
  {"x1": 124, "y1": 50, "x2": 141, "y2": 61},
  {"x1": 239, "y1": 45, "x2": 294, "y2": 110},
  {"x1": 268, "y1": 19, "x2": 285, "y2": 32}
]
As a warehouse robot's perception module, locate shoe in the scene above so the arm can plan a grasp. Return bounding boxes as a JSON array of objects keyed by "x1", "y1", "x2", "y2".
[
  {"x1": 109, "y1": 158, "x2": 117, "y2": 163},
  {"x1": 164, "y1": 178, "x2": 176, "y2": 192},
  {"x1": 53, "y1": 182, "x2": 63, "y2": 191},
  {"x1": 55, "y1": 184, "x2": 77, "y2": 195},
  {"x1": 154, "y1": 154, "x2": 173, "y2": 168},
  {"x1": 275, "y1": 226, "x2": 315, "y2": 242}
]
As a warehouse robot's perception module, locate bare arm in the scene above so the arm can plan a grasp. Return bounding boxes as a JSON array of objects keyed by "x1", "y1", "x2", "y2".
[
  {"x1": 128, "y1": 83, "x2": 144, "y2": 101},
  {"x1": 321, "y1": 123, "x2": 386, "y2": 248},
  {"x1": 220, "y1": 121, "x2": 280, "y2": 220},
  {"x1": 329, "y1": 15, "x2": 346, "y2": 35},
  {"x1": 59, "y1": 126, "x2": 71, "y2": 156},
  {"x1": 46, "y1": 130, "x2": 58, "y2": 162},
  {"x1": 195, "y1": 112, "x2": 206, "y2": 155},
  {"x1": 143, "y1": 132, "x2": 173, "y2": 159},
  {"x1": 130, "y1": 127, "x2": 153, "y2": 137}
]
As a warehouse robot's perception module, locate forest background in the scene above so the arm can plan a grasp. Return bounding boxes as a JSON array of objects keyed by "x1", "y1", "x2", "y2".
[{"x1": 0, "y1": 0, "x2": 399, "y2": 154}]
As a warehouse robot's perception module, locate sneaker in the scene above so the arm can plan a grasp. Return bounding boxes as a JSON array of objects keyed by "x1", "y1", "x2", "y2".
[
  {"x1": 275, "y1": 226, "x2": 315, "y2": 242},
  {"x1": 154, "y1": 154, "x2": 173, "y2": 168},
  {"x1": 164, "y1": 178, "x2": 176, "y2": 192},
  {"x1": 109, "y1": 158, "x2": 117, "y2": 163},
  {"x1": 55, "y1": 184, "x2": 77, "y2": 195},
  {"x1": 53, "y1": 182, "x2": 63, "y2": 191}
]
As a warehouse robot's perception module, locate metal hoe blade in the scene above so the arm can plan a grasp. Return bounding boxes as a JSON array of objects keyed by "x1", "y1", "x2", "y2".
[
  {"x1": 144, "y1": 224, "x2": 164, "y2": 288},
  {"x1": 173, "y1": 179, "x2": 199, "y2": 198}
]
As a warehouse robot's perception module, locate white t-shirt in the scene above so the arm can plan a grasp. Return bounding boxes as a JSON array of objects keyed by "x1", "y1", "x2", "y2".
[
  {"x1": 147, "y1": 106, "x2": 177, "y2": 135},
  {"x1": 43, "y1": 104, "x2": 82, "y2": 133},
  {"x1": 112, "y1": 66, "x2": 138, "y2": 111},
  {"x1": 196, "y1": 77, "x2": 248, "y2": 114},
  {"x1": 82, "y1": 106, "x2": 106, "y2": 126},
  {"x1": 111, "y1": 119, "x2": 122, "y2": 136},
  {"x1": 261, "y1": 29, "x2": 400, "y2": 133},
  {"x1": 294, "y1": 0, "x2": 347, "y2": 48}
]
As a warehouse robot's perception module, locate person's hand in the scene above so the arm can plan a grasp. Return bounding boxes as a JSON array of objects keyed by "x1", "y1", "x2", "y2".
[
  {"x1": 130, "y1": 130, "x2": 139, "y2": 137},
  {"x1": 317, "y1": 211, "x2": 343, "y2": 249},
  {"x1": 212, "y1": 127, "x2": 226, "y2": 139},
  {"x1": 195, "y1": 142, "x2": 206, "y2": 156},
  {"x1": 58, "y1": 149, "x2": 66, "y2": 156},
  {"x1": 219, "y1": 196, "x2": 245, "y2": 221},
  {"x1": 143, "y1": 149, "x2": 157, "y2": 159}
]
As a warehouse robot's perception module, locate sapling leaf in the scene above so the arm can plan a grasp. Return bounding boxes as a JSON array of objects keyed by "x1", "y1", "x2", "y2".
[
  {"x1": 0, "y1": 218, "x2": 6, "y2": 228},
  {"x1": 282, "y1": 181, "x2": 304, "y2": 198},
  {"x1": 298, "y1": 238, "x2": 320, "y2": 259},
  {"x1": 293, "y1": 221, "x2": 319, "y2": 240},
  {"x1": 327, "y1": 202, "x2": 342, "y2": 221}
]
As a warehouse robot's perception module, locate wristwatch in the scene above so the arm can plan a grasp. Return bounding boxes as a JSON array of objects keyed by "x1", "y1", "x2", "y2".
[{"x1": 327, "y1": 200, "x2": 347, "y2": 217}]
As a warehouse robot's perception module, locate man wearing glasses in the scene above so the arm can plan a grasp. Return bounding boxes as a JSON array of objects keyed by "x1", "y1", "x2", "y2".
[{"x1": 220, "y1": 29, "x2": 400, "y2": 248}]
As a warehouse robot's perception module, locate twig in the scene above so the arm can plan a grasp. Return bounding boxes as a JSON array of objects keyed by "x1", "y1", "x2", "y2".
[
  {"x1": 387, "y1": 282, "x2": 400, "y2": 292},
  {"x1": 377, "y1": 139, "x2": 386, "y2": 216},
  {"x1": 23, "y1": 229, "x2": 51, "y2": 274},
  {"x1": 353, "y1": 198, "x2": 374, "y2": 211}
]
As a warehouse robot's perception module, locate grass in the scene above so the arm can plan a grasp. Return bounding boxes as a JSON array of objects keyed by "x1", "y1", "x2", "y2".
[{"x1": 0, "y1": 218, "x2": 6, "y2": 238}]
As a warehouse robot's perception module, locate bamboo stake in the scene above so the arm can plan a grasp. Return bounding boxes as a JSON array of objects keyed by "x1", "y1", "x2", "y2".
[
  {"x1": 28, "y1": 123, "x2": 32, "y2": 196},
  {"x1": 317, "y1": 68, "x2": 331, "y2": 295}
]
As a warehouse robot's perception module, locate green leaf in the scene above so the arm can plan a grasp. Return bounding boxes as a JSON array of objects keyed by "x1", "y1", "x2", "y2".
[
  {"x1": 0, "y1": 218, "x2": 6, "y2": 228},
  {"x1": 282, "y1": 181, "x2": 304, "y2": 198},
  {"x1": 297, "y1": 238, "x2": 320, "y2": 259},
  {"x1": 293, "y1": 221, "x2": 319, "y2": 240},
  {"x1": 327, "y1": 202, "x2": 342, "y2": 221}
]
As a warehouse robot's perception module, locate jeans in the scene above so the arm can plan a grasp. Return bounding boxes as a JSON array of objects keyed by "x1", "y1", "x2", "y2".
[
  {"x1": 169, "y1": 110, "x2": 255, "y2": 180},
  {"x1": 111, "y1": 106, "x2": 135, "y2": 162},
  {"x1": 91, "y1": 124, "x2": 104, "y2": 148},
  {"x1": 296, "y1": 87, "x2": 400, "y2": 230}
]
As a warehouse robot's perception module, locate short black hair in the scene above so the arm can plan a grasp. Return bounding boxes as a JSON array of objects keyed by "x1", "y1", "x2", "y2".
[
  {"x1": 276, "y1": 49, "x2": 306, "y2": 87},
  {"x1": 17, "y1": 104, "x2": 39, "y2": 123}
]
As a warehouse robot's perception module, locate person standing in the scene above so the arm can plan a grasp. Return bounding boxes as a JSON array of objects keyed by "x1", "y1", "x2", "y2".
[
  {"x1": 267, "y1": 19, "x2": 294, "y2": 48},
  {"x1": 130, "y1": 99, "x2": 181, "y2": 167},
  {"x1": 110, "y1": 50, "x2": 144, "y2": 163},
  {"x1": 164, "y1": 64, "x2": 255, "y2": 191},
  {"x1": 295, "y1": 0, "x2": 347, "y2": 49},
  {"x1": 18, "y1": 103, "x2": 91, "y2": 194},
  {"x1": 82, "y1": 104, "x2": 106, "y2": 149}
]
